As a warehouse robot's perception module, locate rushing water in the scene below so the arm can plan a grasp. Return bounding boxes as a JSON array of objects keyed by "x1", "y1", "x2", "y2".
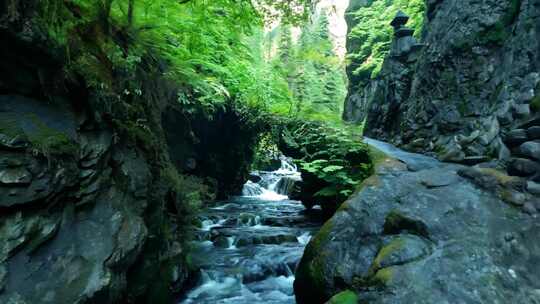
[{"x1": 180, "y1": 157, "x2": 322, "y2": 304}]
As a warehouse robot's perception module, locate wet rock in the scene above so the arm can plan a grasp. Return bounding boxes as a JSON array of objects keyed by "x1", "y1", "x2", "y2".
[
  {"x1": 236, "y1": 234, "x2": 298, "y2": 247},
  {"x1": 212, "y1": 236, "x2": 231, "y2": 248},
  {"x1": 507, "y1": 158, "x2": 540, "y2": 177},
  {"x1": 0, "y1": 167, "x2": 31, "y2": 185},
  {"x1": 438, "y1": 144, "x2": 465, "y2": 163},
  {"x1": 462, "y1": 156, "x2": 490, "y2": 166},
  {"x1": 79, "y1": 131, "x2": 112, "y2": 168},
  {"x1": 370, "y1": 235, "x2": 431, "y2": 271},
  {"x1": 527, "y1": 181, "x2": 540, "y2": 196},
  {"x1": 0, "y1": 264, "x2": 5, "y2": 292},
  {"x1": 528, "y1": 126, "x2": 540, "y2": 140},
  {"x1": 237, "y1": 213, "x2": 260, "y2": 226},
  {"x1": 275, "y1": 176, "x2": 301, "y2": 196},
  {"x1": 248, "y1": 173, "x2": 262, "y2": 183},
  {"x1": 523, "y1": 202, "x2": 537, "y2": 215},
  {"x1": 502, "y1": 190, "x2": 527, "y2": 207},
  {"x1": 504, "y1": 129, "x2": 529, "y2": 146},
  {"x1": 457, "y1": 130, "x2": 480, "y2": 145},
  {"x1": 0, "y1": 134, "x2": 28, "y2": 150},
  {"x1": 519, "y1": 141, "x2": 540, "y2": 161}
]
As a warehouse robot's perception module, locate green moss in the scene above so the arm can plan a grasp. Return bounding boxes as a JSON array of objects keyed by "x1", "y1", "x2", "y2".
[
  {"x1": 505, "y1": 0, "x2": 522, "y2": 25},
  {"x1": 478, "y1": 0, "x2": 521, "y2": 45},
  {"x1": 26, "y1": 114, "x2": 77, "y2": 156},
  {"x1": 480, "y1": 22, "x2": 509, "y2": 44},
  {"x1": 297, "y1": 219, "x2": 334, "y2": 292},
  {"x1": 368, "y1": 146, "x2": 387, "y2": 167},
  {"x1": 0, "y1": 117, "x2": 25, "y2": 138},
  {"x1": 327, "y1": 290, "x2": 358, "y2": 304},
  {"x1": 1, "y1": 114, "x2": 76, "y2": 155},
  {"x1": 371, "y1": 238, "x2": 406, "y2": 271},
  {"x1": 531, "y1": 94, "x2": 540, "y2": 113},
  {"x1": 371, "y1": 267, "x2": 394, "y2": 286}
]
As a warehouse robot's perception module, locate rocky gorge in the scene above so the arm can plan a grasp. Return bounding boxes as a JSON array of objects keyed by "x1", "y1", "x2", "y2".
[
  {"x1": 2, "y1": 0, "x2": 540, "y2": 303},
  {"x1": 293, "y1": 0, "x2": 540, "y2": 303},
  {"x1": 344, "y1": 0, "x2": 540, "y2": 185}
]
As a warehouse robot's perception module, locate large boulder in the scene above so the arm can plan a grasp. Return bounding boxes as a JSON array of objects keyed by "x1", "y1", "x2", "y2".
[{"x1": 294, "y1": 142, "x2": 540, "y2": 304}]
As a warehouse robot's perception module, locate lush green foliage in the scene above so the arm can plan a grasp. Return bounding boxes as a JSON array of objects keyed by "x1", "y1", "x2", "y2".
[
  {"x1": 273, "y1": 12, "x2": 348, "y2": 122},
  {"x1": 347, "y1": 0, "x2": 425, "y2": 83},
  {"x1": 37, "y1": 0, "x2": 314, "y2": 119},
  {"x1": 35, "y1": 0, "x2": 368, "y2": 212},
  {"x1": 278, "y1": 120, "x2": 372, "y2": 213}
]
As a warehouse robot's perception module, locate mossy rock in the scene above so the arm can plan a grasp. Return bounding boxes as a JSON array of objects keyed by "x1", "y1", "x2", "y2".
[
  {"x1": 294, "y1": 219, "x2": 335, "y2": 303},
  {"x1": 25, "y1": 113, "x2": 77, "y2": 155},
  {"x1": 0, "y1": 117, "x2": 25, "y2": 138},
  {"x1": 383, "y1": 211, "x2": 429, "y2": 238},
  {"x1": 0, "y1": 112, "x2": 77, "y2": 155},
  {"x1": 371, "y1": 238, "x2": 406, "y2": 271},
  {"x1": 327, "y1": 290, "x2": 358, "y2": 304},
  {"x1": 370, "y1": 267, "x2": 395, "y2": 286}
]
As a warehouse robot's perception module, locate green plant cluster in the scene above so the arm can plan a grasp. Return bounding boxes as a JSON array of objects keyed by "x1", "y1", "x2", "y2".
[
  {"x1": 278, "y1": 120, "x2": 372, "y2": 213},
  {"x1": 34, "y1": 0, "x2": 314, "y2": 122},
  {"x1": 347, "y1": 0, "x2": 425, "y2": 84}
]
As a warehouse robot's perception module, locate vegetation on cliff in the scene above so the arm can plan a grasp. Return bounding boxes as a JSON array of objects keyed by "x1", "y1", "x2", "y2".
[{"x1": 346, "y1": 0, "x2": 425, "y2": 85}]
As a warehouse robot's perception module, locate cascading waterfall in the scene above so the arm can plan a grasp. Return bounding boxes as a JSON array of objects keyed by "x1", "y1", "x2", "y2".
[
  {"x1": 180, "y1": 156, "x2": 321, "y2": 304},
  {"x1": 242, "y1": 156, "x2": 302, "y2": 200}
]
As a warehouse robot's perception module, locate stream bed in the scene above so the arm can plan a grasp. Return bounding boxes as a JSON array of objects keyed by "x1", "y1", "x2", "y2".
[{"x1": 180, "y1": 158, "x2": 323, "y2": 304}]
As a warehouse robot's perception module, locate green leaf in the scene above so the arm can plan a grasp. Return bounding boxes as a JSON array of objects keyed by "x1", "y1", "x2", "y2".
[
  {"x1": 322, "y1": 165, "x2": 344, "y2": 173},
  {"x1": 315, "y1": 186, "x2": 338, "y2": 197}
]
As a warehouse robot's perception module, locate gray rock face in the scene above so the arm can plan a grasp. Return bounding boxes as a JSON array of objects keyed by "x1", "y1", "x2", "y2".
[
  {"x1": 344, "y1": 0, "x2": 540, "y2": 174},
  {"x1": 342, "y1": 0, "x2": 384, "y2": 123},
  {"x1": 295, "y1": 140, "x2": 540, "y2": 304},
  {"x1": 0, "y1": 95, "x2": 185, "y2": 304}
]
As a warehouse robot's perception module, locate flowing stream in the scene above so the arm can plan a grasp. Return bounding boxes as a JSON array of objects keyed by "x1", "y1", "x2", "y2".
[{"x1": 180, "y1": 158, "x2": 322, "y2": 303}]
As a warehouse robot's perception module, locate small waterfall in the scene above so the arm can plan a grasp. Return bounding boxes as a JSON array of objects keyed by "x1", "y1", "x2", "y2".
[
  {"x1": 242, "y1": 156, "x2": 301, "y2": 200},
  {"x1": 272, "y1": 177, "x2": 300, "y2": 196},
  {"x1": 181, "y1": 154, "x2": 322, "y2": 304},
  {"x1": 242, "y1": 181, "x2": 264, "y2": 196}
]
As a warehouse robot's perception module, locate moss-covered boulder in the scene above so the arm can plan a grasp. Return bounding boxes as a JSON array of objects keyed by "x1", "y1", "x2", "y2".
[{"x1": 294, "y1": 139, "x2": 540, "y2": 303}]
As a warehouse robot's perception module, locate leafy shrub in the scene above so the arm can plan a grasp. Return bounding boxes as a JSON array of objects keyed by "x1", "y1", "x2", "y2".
[{"x1": 277, "y1": 119, "x2": 372, "y2": 215}]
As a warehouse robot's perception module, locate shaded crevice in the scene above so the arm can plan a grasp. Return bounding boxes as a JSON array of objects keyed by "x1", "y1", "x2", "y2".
[{"x1": 383, "y1": 210, "x2": 430, "y2": 239}]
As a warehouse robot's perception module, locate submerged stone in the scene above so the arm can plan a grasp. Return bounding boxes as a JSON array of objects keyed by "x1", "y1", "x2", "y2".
[{"x1": 0, "y1": 168, "x2": 31, "y2": 185}]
